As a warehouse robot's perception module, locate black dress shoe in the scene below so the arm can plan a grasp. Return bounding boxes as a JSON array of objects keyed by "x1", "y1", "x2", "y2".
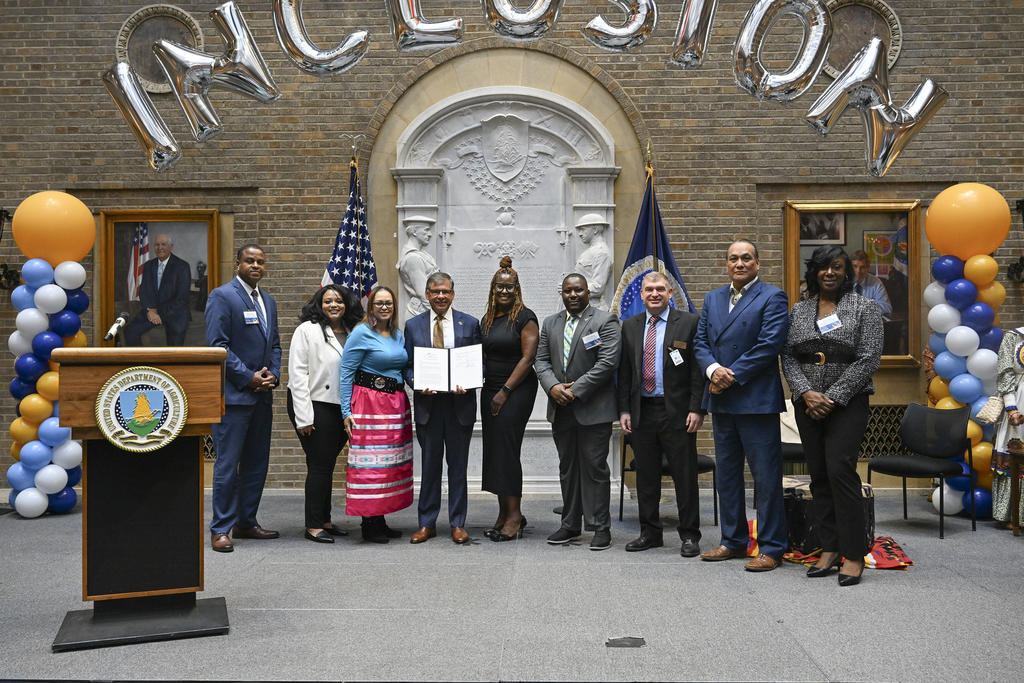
[
  {"x1": 838, "y1": 569, "x2": 863, "y2": 587},
  {"x1": 382, "y1": 524, "x2": 402, "y2": 538},
  {"x1": 680, "y1": 539, "x2": 701, "y2": 557},
  {"x1": 322, "y1": 526, "x2": 349, "y2": 537},
  {"x1": 492, "y1": 519, "x2": 526, "y2": 542},
  {"x1": 807, "y1": 557, "x2": 842, "y2": 578},
  {"x1": 305, "y1": 530, "x2": 334, "y2": 544},
  {"x1": 625, "y1": 535, "x2": 663, "y2": 552}
]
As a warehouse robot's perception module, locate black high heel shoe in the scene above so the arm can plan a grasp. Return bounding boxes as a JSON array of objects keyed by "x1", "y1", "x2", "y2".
[
  {"x1": 806, "y1": 556, "x2": 842, "y2": 578},
  {"x1": 491, "y1": 517, "x2": 526, "y2": 542},
  {"x1": 838, "y1": 567, "x2": 864, "y2": 587}
]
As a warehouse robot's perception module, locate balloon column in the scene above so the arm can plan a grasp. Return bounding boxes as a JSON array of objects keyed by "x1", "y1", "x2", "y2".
[
  {"x1": 925, "y1": 183, "x2": 1011, "y2": 519},
  {"x1": 5, "y1": 191, "x2": 94, "y2": 518}
]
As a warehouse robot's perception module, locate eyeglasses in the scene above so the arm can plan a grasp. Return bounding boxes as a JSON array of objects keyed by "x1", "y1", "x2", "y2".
[
  {"x1": 494, "y1": 284, "x2": 516, "y2": 293},
  {"x1": 373, "y1": 301, "x2": 393, "y2": 309},
  {"x1": 427, "y1": 288, "x2": 453, "y2": 296}
]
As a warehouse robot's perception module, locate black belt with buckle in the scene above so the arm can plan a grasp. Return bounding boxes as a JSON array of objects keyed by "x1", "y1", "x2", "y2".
[
  {"x1": 355, "y1": 370, "x2": 402, "y2": 394},
  {"x1": 795, "y1": 350, "x2": 856, "y2": 366}
]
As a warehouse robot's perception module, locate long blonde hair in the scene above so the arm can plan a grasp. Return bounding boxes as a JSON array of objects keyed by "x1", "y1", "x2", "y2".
[{"x1": 481, "y1": 256, "x2": 525, "y2": 333}]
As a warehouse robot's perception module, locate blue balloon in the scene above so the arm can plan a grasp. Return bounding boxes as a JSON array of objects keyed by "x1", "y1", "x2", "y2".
[
  {"x1": 47, "y1": 486, "x2": 77, "y2": 514},
  {"x1": 64, "y1": 288, "x2": 90, "y2": 314},
  {"x1": 8, "y1": 489, "x2": 17, "y2": 508},
  {"x1": 969, "y1": 396, "x2": 990, "y2": 419},
  {"x1": 6, "y1": 461, "x2": 35, "y2": 490},
  {"x1": 946, "y1": 462, "x2": 973, "y2": 491},
  {"x1": 944, "y1": 278, "x2": 978, "y2": 311},
  {"x1": 11, "y1": 284, "x2": 36, "y2": 311},
  {"x1": 49, "y1": 310, "x2": 81, "y2": 338},
  {"x1": 31, "y1": 331, "x2": 63, "y2": 360},
  {"x1": 949, "y1": 373, "x2": 984, "y2": 404},
  {"x1": 21, "y1": 258, "x2": 54, "y2": 288},
  {"x1": 9, "y1": 377, "x2": 35, "y2": 400},
  {"x1": 982, "y1": 422, "x2": 995, "y2": 442},
  {"x1": 979, "y1": 326, "x2": 1004, "y2": 352},
  {"x1": 52, "y1": 400, "x2": 59, "y2": 417},
  {"x1": 38, "y1": 417, "x2": 71, "y2": 447},
  {"x1": 14, "y1": 353, "x2": 47, "y2": 382},
  {"x1": 961, "y1": 302, "x2": 995, "y2": 333},
  {"x1": 928, "y1": 332, "x2": 947, "y2": 355},
  {"x1": 932, "y1": 255, "x2": 965, "y2": 284},
  {"x1": 19, "y1": 440, "x2": 52, "y2": 471},
  {"x1": 962, "y1": 487, "x2": 993, "y2": 519},
  {"x1": 934, "y1": 351, "x2": 968, "y2": 381},
  {"x1": 65, "y1": 465, "x2": 82, "y2": 487}
]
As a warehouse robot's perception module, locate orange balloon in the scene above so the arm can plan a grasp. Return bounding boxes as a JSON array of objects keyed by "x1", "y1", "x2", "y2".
[
  {"x1": 965, "y1": 441, "x2": 993, "y2": 471},
  {"x1": 63, "y1": 330, "x2": 88, "y2": 348},
  {"x1": 927, "y1": 399, "x2": 936, "y2": 408},
  {"x1": 966, "y1": 419, "x2": 982, "y2": 447},
  {"x1": 10, "y1": 417, "x2": 39, "y2": 443},
  {"x1": 935, "y1": 396, "x2": 964, "y2": 410},
  {"x1": 36, "y1": 371, "x2": 60, "y2": 401},
  {"x1": 11, "y1": 191, "x2": 96, "y2": 265},
  {"x1": 19, "y1": 393, "x2": 53, "y2": 423},
  {"x1": 10, "y1": 441, "x2": 23, "y2": 461},
  {"x1": 976, "y1": 281, "x2": 1006, "y2": 309},
  {"x1": 976, "y1": 468, "x2": 994, "y2": 490},
  {"x1": 925, "y1": 183, "x2": 1011, "y2": 260},
  {"x1": 963, "y1": 255, "x2": 999, "y2": 287},
  {"x1": 928, "y1": 376, "x2": 951, "y2": 401}
]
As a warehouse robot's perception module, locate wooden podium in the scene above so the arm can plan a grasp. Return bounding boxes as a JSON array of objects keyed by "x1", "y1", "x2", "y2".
[{"x1": 50, "y1": 347, "x2": 229, "y2": 652}]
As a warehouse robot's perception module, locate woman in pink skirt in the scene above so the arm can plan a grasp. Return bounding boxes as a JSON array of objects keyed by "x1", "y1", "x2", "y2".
[{"x1": 340, "y1": 286, "x2": 414, "y2": 543}]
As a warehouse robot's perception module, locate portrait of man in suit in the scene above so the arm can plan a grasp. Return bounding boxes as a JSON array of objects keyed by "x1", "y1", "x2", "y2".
[
  {"x1": 535, "y1": 273, "x2": 621, "y2": 551},
  {"x1": 617, "y1": 271, "x2": 706, "y2": 557},
  {"x1": 124, "y1": 233, "x2": 192, "y2": 346},
  {"x1": 403, "y1": 272, "x2": 482, "y2": 545},
  {"x1": 204, "y1": 244, "x2": 282, "y2": 553},
  {"x1": 693, "y1": 240, "x2": 790, "y2": 572}
]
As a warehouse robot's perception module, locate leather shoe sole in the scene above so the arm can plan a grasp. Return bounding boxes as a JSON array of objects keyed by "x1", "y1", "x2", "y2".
[
  {"x1": 700, "y1": 545, "x2": 746, "y2": 562},
  {"x1": 410, "y1": 527, "x2": 436, "y2": 544},
  {"x1": 211, "y1": 533, "x2": 233, "y2": 553},
  {"x1": 231, "y1": 525, "x2": 280, "y2": 540},
  {"x1": 624, "y1": 537, "x2": 663, "y2": 552}
]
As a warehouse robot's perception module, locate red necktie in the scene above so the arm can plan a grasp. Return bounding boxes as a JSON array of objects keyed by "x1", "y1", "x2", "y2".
[{"x1": 642, "y1": 316, "x2": 658, "y2": 393}]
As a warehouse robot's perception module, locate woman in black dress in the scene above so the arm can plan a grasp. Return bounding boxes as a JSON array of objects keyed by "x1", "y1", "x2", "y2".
[{"x1": 480, "y1": 257, "x2": 539, "y2": 542}]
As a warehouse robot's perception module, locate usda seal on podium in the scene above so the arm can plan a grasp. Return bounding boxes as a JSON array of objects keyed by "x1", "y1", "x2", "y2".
[{"x1": 95, "y1": 366, "x2": 188, "y2": 452}]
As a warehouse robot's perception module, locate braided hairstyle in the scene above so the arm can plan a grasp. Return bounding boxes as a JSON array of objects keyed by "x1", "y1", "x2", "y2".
[{"x1": 481, "y1": 256, "x2": 524, "y2": 333}]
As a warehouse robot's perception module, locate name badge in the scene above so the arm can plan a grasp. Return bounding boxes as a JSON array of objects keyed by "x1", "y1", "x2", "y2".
[
  {"x1": 817, "y1": 313, "x2": 842, "y2": 333},
  {"x1": 582, "y1": 331, "x2": 601, "y2": 349},
  {"x1": 672, "y1": 340, "x2": 688, "y2": 350},
  {"x1": 243, "y1": 310, "x2": 260, "y2": 325},
  {"x1": 669, "y1": 349, "x2": 685, "y2": 366}
]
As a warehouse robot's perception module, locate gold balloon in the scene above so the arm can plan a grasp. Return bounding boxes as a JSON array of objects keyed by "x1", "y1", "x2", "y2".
[
  {"x1": 36, "y1": 371, "x2": 59, "y2": 401},
  {"x1": 11, "y1": 191, "x2": 96, "y2": 265},
  {"x1": 63, "y1": 330, "x2": 88, "y2": 348},
  {"x1": 19, "y1": 393, "x2": 53, "y2": 423},
  {"x1": 966, "y1": 419, "x2": 982, "y2": 447},
  {"x1": 928, "y1": 376, "x2": 951, "y2": 401},
  {"x1": 10, "y1": 441, "x2": 23, "y2": 461},
  {"x1": 976, "y1": 468, "x2": 993, "y2": 490},
  {"x1": 963, "y1": 255, "x2": 999, "y2": 287},
  {"x1": 925, "y1": 183, "x2": 1011, "y2": 260},
  {"x1": 935, "y1": 396, "x2": 964, "y2": 410},
  {"x1": 976, "y1": 281, "x2": 1006, "y2": 309},
  {"x1": 10, "y1": 417, "x2": 39, "y2": 443},
  {"x1": 966, "y1": 441, "x2": 993, "y2": 471}
]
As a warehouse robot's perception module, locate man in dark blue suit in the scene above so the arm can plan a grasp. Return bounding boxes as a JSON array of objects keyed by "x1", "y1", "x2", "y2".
[
  {"x1": 205, "y1": 244, "x2": 282, "y2": 553},
  {"x1": 694, "y1": 239, "x2": 790, "y2": 571},
  {"x1": 403, "y1": 272, "x2": 482, "y2": 544},
  {"x1": 124, "y1": 233, "x2": 192, "y2": 346}
]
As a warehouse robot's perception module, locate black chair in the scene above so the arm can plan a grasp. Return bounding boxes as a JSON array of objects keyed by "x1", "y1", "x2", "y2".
[
  {"x1": 867, "y1": 403, "x2": 976, "y2": 539},
  {"x1": 618, "y1": 432, "x2": 718, "y2": 526}
]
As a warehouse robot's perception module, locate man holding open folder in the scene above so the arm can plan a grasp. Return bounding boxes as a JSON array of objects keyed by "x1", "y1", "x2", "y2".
[{"x1": 403, "y1": 272, "x2": 482, "y2": 544}]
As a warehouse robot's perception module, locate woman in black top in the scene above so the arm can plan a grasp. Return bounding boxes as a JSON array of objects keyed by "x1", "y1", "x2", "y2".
[{"x1": 479, "y1": 257, "x2": 539, "y2": 542}]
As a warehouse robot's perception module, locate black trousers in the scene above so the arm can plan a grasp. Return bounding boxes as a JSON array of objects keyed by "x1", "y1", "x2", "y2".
[
  {"x1": 794, "y1": 392, "x2": 870, "y2": 560},
  {"x1": 632, "y1": 398, "x2": 701, "y2": 542},
  {"x1": 287, "y1": 392, "x2": 348, "y2": 529}
]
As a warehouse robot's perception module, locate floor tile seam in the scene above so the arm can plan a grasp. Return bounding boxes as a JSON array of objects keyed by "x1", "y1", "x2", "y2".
[{"x1": 753, "y1": 584, "x2": 834, "y2": 683}]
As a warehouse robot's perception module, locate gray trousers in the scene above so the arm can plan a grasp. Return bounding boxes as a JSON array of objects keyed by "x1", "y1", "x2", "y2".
[{"x1": 552, "y1": 407, "x2": 611, "y2": 532}]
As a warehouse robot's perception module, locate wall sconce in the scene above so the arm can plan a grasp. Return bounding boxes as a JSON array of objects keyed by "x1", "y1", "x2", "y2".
[{"x1": 0, "y1": 209, "x2": 20, "y2": 291}]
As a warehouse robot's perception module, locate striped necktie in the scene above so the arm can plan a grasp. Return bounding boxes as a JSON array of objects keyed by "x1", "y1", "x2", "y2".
[
  {"x1": 251, "y1": 290, "x2": 267, "y2": 336},
  {"x1": 563, "y1": 315, "x2": 578, "y2": 371},
  {"x1": 642, "y1": 316, "x2": 658, "y2": 393}
]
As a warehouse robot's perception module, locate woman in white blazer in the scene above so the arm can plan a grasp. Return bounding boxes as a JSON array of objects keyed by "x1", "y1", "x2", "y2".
[{"x1": 287, "y1": 284, "x2": 363, "y2": 543}]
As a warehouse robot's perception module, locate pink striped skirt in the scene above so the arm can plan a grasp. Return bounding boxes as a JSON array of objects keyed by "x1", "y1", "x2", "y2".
[{"x1": 344, "y1": 384, "x2": 414, "y2": 516}]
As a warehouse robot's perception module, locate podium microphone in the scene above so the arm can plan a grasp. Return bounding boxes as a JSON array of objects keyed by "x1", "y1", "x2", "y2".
[{"x1": 103, "y1": 312, "x2": 129, "y2": 341}]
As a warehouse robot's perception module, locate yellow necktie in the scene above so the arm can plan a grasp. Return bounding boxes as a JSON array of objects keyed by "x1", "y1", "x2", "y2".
[{"x1": 433, "y1": 316, "x2": 444, "y2": 348}]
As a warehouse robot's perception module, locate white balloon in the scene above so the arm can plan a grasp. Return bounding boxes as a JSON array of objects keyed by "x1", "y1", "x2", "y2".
[
  {"x1": 967, "y1": 348, "x2": 999, "y2": 380},
  {"x1": 53, "y1": 261, "x2": 87, "y2": 290},
  {"x1": 932, "y1": 484, "x2": 964, "y2": 515},
  {"x1": 14, "y1": 487, "x2": 49, "y2": 518},
  {"x1": 945, "y1": 326, "x2": 980, "y2": 357},
  {"x1": 8, "y1": 330, "x2": 33, "y2": 357},
  {"x1": 33, "y1": 284, "x2": 68, "y2": 315},
  {"x1": 15, "y1": 308, "x2": 50, "y2": 337},
  {"x1": 983, "y1": 377, "x2": 997, "y2": 395},
  {"x1": 34, "y1": 464, "x2": 68, "y2": 495},
  {"x1": 924, "y1": 281, "x2": 948, "y2": 308},
  {"x1": 927, "y1": 303, "x2": 961, "y2": 334},
  {"x1": 51, "y1": 440, "x2": 83, "y2": 469}
]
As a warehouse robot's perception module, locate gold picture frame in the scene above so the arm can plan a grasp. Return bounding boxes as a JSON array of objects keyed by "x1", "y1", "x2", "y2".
[{"x1": 784, "y1": 199, "x2": 921, "y2": 368}]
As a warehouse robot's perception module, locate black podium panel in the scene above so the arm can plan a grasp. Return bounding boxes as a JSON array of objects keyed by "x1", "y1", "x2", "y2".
[{"x1": 85, "y1": 436, "x2": 201, "y2": 598}]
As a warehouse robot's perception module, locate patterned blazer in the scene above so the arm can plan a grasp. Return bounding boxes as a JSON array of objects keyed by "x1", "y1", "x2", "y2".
[{"x1": 781, "y1": 292, "x2": 882, "y2": 406}]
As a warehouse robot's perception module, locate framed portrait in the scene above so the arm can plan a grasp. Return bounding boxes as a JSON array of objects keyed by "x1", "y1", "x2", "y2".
[
  {"x1": 784, "y1": 200, "x2": 921, "y2": 367},
  {"x1": 97, "y1": 210, "x2": 219, "y2": 347}
]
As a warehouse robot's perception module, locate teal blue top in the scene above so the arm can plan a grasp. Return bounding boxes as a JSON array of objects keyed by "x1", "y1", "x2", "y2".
[{"x1": 339, "y1": 323, "x2": 407, "y2": 418}]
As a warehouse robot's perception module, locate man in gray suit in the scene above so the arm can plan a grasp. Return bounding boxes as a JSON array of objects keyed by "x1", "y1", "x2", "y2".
[{"x1": 536, "y1": 273, "x2": 621, "y2": 550}]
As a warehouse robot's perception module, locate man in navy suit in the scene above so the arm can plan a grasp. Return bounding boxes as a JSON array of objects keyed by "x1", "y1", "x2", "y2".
[
  {"x1": 403, "y1": 272, "x2": 482, "y2": 544},
  {"x1": 694, "y1": 240, "x2": 790, "y2": 572},
  {"x1": 205, "y1": 244, "x2": 282, "y2": 553},
  {"x1": 124, "y1": 233, "x2": 192, "y2": 346}
]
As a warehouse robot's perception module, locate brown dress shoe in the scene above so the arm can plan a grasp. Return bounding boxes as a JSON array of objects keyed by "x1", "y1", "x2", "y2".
[
  {"x1": 211, "y1": 533, "x2": 233, "y2": 553},
  {"x1": 744, "y1": 554, "x2": 781, "y2": 572},
  {"x1": 451, "y1": 527, "x2": 469, "y2": 544},
  {"x1": 410, "y1": 526, "x2": 436, "y2": 544},
  {"x1": 231, "y1": 525, "x2": 280, "y2": 539},
  {"x1": 700, "y1": 544, "x2": 746, "y2": 562}
]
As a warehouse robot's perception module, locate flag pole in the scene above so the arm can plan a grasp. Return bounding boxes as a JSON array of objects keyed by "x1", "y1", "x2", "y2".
[{"x1": 645, "y1": 140, "x2": 659, "y2": 271}]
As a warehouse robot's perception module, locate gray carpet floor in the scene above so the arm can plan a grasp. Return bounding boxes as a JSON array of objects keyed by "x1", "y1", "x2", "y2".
[{"x1": 1, "y1": 488, "x2": 1020, "y2": 682}]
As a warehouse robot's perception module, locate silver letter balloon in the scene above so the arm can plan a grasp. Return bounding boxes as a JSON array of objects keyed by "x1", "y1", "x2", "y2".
[
  {"x1": 385, "y1": 0, "x2": 464, "y2": 51},
  {"x1": 272, "y1": 0, "x2": 369, "y2": 75},
  {"x1": 101, "y1": 62, "x2": 181, "y2": 172},
  {"x1": 482, "y1": 0, "x2": 564, "y2": 42},
  {"x1": 670, "y1": 0, "x2": 719, "y2": 68},
  {"x1": 582, "y1": 0, "x2": 658, "y2": 51}
]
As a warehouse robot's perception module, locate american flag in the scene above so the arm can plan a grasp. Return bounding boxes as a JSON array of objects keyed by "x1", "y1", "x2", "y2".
[
  {"x1": 321, "y1": 160, "x2": 377, "y2": 299},
  {"x1": 127, "y1": 222, "x2": 149, "y2": 301}
]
